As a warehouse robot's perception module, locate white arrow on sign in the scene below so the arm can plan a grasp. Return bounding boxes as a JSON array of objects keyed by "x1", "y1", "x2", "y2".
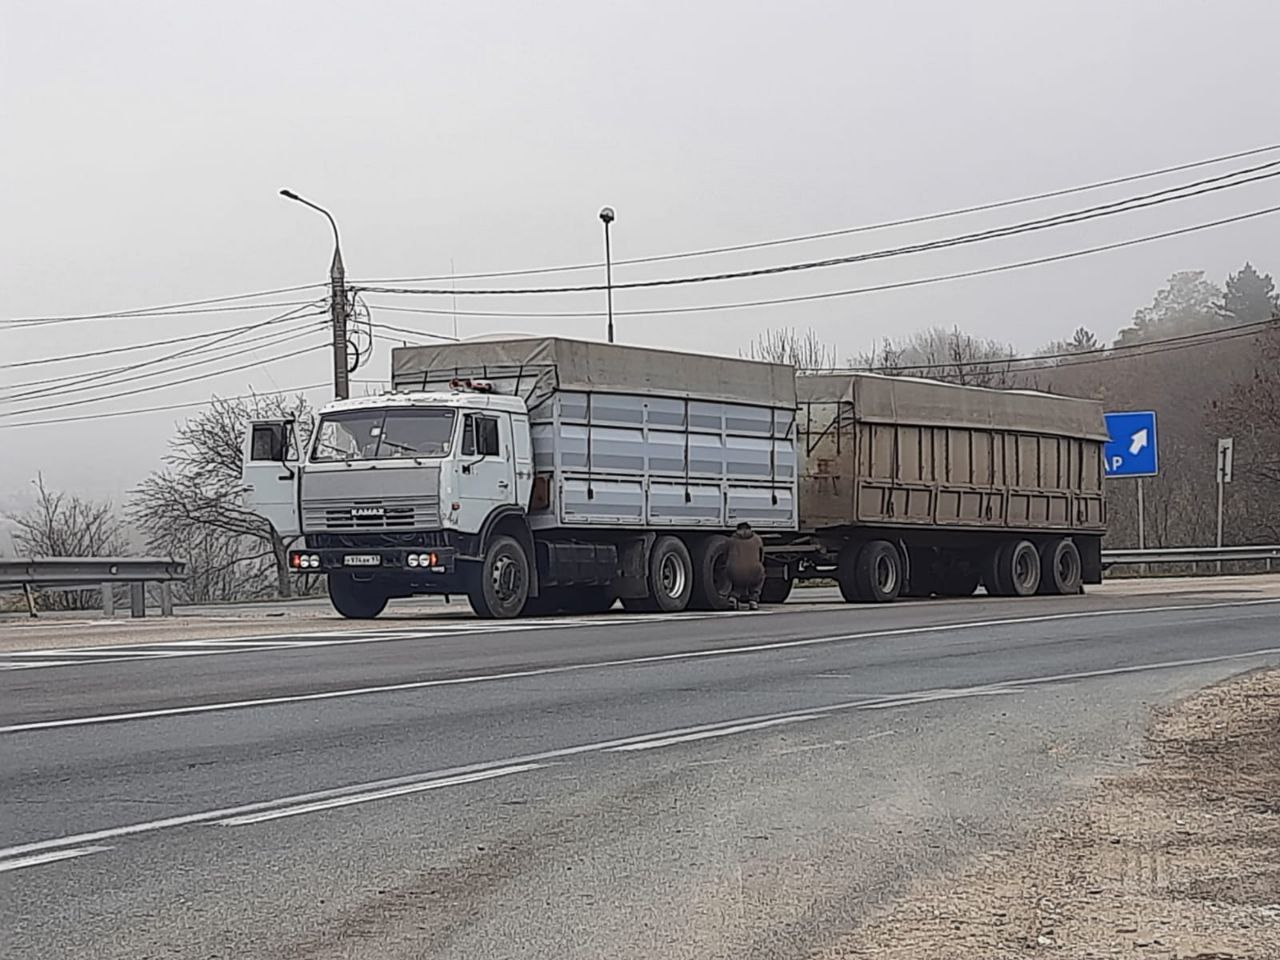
[{"x1": 1129, "y1": 428, "x2": 1149, "y2": 456}]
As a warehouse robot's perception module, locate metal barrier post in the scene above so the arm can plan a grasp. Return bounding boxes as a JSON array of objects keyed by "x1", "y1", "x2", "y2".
[
  {"x1": 129, "y1": 582, "x2": 146, "y2": 618},
  {"x1": 102, "y1": 583, "x2": 115, "y2": 618}
]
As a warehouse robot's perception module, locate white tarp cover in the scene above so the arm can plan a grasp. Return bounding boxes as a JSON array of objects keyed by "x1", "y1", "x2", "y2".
[
  {"x1": 392, "y1": 337, "x2": 796, "y2": 410},
  {"x1": 797, "y1": 372, "x2": 1108, "y2": 441}
]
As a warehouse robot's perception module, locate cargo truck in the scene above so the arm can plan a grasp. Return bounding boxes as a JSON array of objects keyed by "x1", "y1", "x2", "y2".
[{"x1": 242, "y1": 337, "x2": 1107, "y2": 619}]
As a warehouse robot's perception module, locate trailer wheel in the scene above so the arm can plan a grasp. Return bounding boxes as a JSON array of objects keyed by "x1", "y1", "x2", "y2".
[
  {"x1": 467, "y1": 534, "x2": 531, "y2": 619},
  {"x1": 1039, "y1": 538, "x2": 1083, "y2": 595},
  {"x1": 855, "y1": 540, "x2": 904, "y2": 603},
  {"x1": 690, "y1": 535, "x2": 734, "y2": 611},
  {"x1": 836, "y1": 543, "x2": 864, "y2": 602},
  {"x1": 760, "y1": 576, "x2": 793, "y2": 605},
  {"x1": 328, "y1": 574, "x2": 388, "y2": 619},
  {"x1": 986, "y1": 539, "x2": 1041, "y2": 597}
]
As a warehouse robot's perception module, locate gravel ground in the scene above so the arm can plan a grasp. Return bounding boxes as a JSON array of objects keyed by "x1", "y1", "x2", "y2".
[{"x1": 819, "y1": 668, "x2": 1280, "y2": 959}]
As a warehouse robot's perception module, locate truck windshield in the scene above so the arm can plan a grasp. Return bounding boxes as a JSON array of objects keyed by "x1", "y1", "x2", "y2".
[{"x1": 311, "y1": 408, "x2": 457, "y2": 462}]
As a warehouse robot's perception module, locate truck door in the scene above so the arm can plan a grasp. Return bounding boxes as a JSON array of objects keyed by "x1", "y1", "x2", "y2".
[
  {"x1": 242, "y1": 419, "x2": 301, "y2": 540},
  {"x1": 456, "y1": 411, "x2": 517, "y2": 533}
]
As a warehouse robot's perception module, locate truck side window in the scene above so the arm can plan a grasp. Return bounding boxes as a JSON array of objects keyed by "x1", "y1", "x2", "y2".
[
  {"x1": 250, "y1": 423, "x2": 287, "y2": 461},
  {"x1": 477, "y1": 417, "x2": 500, "y2": 457},
  {"x1": 461, "y1": 415, "x2": 476, "y2": 456}
]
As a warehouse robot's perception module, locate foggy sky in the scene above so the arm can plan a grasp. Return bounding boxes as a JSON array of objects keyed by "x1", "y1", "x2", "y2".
[{"x1": 3, "y1": 0, "x2": 1279, "y2": 506}]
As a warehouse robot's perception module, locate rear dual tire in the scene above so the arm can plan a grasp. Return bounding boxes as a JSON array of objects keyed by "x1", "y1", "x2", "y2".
[
  {"x1": 837, "y1": 540, "x2": 903, "y2": 604},
  {"x1": 622, "y1": 535, "x2": 694, "y2": 613}
]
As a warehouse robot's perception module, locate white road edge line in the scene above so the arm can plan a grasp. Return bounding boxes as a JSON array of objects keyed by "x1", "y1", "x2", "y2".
[
  {"x1": 6, "y1": 597, "x2": 1279, "y2": 735},
  {"x1": 0, "y1": 845, "x2": 112, "y2": 873},
  {"x1": 217, "y1": 764, "x2": 545, "y2": 826},
  {"x1": 608, "y1": 715, "x2": 818, "y2": 751}
]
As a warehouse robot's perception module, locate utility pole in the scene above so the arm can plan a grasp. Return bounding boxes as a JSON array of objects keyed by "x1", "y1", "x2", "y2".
[
  {"x1": 599, "y1": 206, "x2": 616, "y2": 344},
  {"x1": 280, "y1": 189, "x2": 349, "y2": 399}
]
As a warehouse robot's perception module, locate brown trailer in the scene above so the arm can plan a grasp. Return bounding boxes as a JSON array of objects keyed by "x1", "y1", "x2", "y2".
[{"x1": 761, "y1": 373, "x2": 1109, "y2": 604}]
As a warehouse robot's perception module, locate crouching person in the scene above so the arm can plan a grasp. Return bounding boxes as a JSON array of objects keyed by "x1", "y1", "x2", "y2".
[{"x1": 726, "y1": 521, "x2": 765, "y2": 610}]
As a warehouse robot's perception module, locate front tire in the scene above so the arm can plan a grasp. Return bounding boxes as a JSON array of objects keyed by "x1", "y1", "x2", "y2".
[
  {"x1": 327, "y1": 574, "x2": 388, "y2": 619},
  {"x1": 467, "y1": 534, "x2": 531, "y2": 619}
]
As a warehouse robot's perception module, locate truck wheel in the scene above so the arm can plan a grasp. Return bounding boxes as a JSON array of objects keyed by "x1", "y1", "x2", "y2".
[
  {"x1": 760, "y1": 576, "x2": 793, "y2": 605},
  {"x1": 624, "y1": 535, "x2": 693, "y2": 613},
  {"x1": 467, "y1": 534, "x2": 531, "y2": 619},
  {"x1": 690, "y1": 535, "x2": 733, "y2": 611},
  {"x1": 327, "y1": 574, "x2": 388, "y2": 619},
  {"x1": 836, "y1": 543, "x2": 864, "y2": 603},
  {"x1": 855, "y1": 540, "x2": 903, "y2": 603},
  {"x1": 987, "y1": 539, "x2": 1041, "y2": 597},
  {"x1": 1039, "y1": 538, "x2": 1083, "y2": 595}
]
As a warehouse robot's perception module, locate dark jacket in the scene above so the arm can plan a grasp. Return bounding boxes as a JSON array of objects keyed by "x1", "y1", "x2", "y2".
[{"x1": 726, "y1": 527, "x2": 765, "y2": 586}]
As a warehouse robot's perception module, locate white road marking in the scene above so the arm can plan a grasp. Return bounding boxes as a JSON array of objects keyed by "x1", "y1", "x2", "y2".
[
  {"x1": 217, "y1": 764, "x2": 545, "y2": 826},
  {"x1": 6, "y1": 636, "x2": 1280, "y2": 864},
  {"x1": 608, "y1": 715, "x2": 817, "y2": 751},
  {"x1": 0, "y1": 612, "x2": 718, "y2": 671},
  {"x1": 0, "y1": 845, "x2": 112, "y2": 873},
  {"x1": 6, "y1": 597, "x2": 1278, "y2": 735}
]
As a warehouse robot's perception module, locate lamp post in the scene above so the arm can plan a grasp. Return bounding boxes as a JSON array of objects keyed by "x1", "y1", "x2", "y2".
[
  {"x1": 280, "y1": 189, "x2": 349, "y2": 399},
  {"x1": 598, "y1": 206, "x2": 616, "y2": 344}
]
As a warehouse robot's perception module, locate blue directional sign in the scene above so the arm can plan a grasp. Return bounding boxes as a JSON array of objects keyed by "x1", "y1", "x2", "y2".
[{"x1": 1103, "y1": 410, "x2": 1159, "y2": 478}]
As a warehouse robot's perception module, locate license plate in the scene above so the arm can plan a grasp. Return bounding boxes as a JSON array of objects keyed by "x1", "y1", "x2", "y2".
[{"x1": 343, "y1": 554, "x2": 382, "y2": 567}]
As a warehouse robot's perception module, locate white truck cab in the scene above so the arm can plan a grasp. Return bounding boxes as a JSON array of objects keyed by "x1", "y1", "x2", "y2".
[{"x1": 244, "y1": 381, "x2": 535, "y2": 618}]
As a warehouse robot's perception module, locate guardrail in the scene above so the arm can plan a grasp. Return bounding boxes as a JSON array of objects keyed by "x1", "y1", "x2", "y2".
[
  {"x1": 0, "y1": 558, "x2": 188, "y2": 619},
  {"x1": 1102, "y1": 545, "x2": 1280, "y2": 569}
]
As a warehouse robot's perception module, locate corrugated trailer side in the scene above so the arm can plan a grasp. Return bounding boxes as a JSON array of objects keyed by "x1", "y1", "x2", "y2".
[
  {"x1": 760, "y1": 373, "x2": 1109, "y2": 604},
  {"x1": 795, "y1": 373, "x2": 1107, "y2": 534}
]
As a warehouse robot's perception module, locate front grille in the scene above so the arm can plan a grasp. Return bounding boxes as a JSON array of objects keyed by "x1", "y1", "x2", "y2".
[
  {"x1": 309, "y1": 531, "x2": 449, "y2": 550},
  {"x1": 303, "y1": 495, "x2": 441, "y2": 532}
]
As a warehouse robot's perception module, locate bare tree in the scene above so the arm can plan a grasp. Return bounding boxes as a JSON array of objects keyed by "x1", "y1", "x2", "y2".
[
  {"x1": 1207, "y1": 322, "x2": 1280, "y2": 543},
  {"x1": 745, "y1": 327, "x2": 837, "y2": 371},
  {"x1": 130, "y1": 393, "x2": 314, "y2": 600},
  {"x1": 6, "y1": 475, "x2": 129, "y2": 610},
  {"x1": 855, "y1": 325, "x2": 1016, "y2": 387}
]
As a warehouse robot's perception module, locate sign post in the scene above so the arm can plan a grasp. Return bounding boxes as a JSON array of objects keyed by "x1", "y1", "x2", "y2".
[
  {"x1": 1216, "y1": 438, "x2": 1234, "y2": 563},
  {"x1": 1104, "y1": 411, "x2": 1160, "y2": 553}
]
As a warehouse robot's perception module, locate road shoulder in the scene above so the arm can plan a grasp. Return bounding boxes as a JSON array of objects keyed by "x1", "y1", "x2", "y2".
[{"x1": 820, "y1": 668, "x2": 1280, "y2": 959}]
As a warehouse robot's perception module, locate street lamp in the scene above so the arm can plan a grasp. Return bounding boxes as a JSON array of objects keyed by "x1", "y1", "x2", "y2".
[
  {"x1": 280, "y1": 189, "x2": 349, "y2": 399},
  {"x1": 598, "y1": 206, "x2": 616, "y2": 344}
]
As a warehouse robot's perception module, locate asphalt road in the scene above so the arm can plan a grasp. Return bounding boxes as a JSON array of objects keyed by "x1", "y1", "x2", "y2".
[{"x1": 3, "y1": 582, "x2": 1280, "y2": 959}]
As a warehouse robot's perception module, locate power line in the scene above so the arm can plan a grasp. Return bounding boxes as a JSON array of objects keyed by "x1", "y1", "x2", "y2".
[
  {"x1": 356, "y1": 203, "x2": 1280, "y2": 323},
  {"x1": 0, "y1": 384, "x2": 331, "y2": 431},
  {"x1": 0, "y1": 343, "x2": 328, "y2": 420},
  {"x1": 846, "y1": 317, "x2": 1280, "y2": 374},
  {"x1": 1, "y1": 320, "x2": 327, "y2": 406},
  {"x1": 358, "y1": 163, "x2": 1280, "y2": 297},
  {"x1": 2, "y1": 283, "x2": 324, "y2": 327},
  {"x1": 1, "y1": 322, "x2": 307, "y2": 371},
  {"x1": 1, "y1": 302, "x2": 326, "y2": 400},
  {"x1": 351, "y1": 142, "x2": 1280, "y2": 286}
]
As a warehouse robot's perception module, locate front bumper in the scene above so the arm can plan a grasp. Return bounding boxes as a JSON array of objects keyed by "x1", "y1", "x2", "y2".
[{"x1": 289, "y1": 546, "x2": 457, "y2": 575}]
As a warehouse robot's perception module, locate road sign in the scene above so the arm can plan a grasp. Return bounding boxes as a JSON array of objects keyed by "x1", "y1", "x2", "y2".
[
  {"x1": 1103, "y1": 410, "x2": 1159, "y2": 478},
  {"x1": 1217, "y1": 437, "x2": 1234, "y2": 484}
]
